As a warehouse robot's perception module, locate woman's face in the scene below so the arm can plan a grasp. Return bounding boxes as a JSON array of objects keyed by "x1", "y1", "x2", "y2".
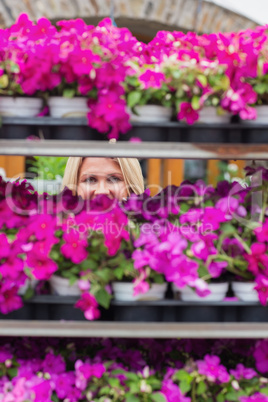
[{"x1": 77, "y1": 157, "x2": 128, "y2": 201}]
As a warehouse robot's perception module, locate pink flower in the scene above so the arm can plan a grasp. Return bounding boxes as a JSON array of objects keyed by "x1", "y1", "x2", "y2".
[
  {"x1": 230, "y1": 363, "x2": 257, "y2": 380},
  {"x1": 254, "y1": 275, "x2": 268, "y2": 306},
  {"x1": 178, "y1": 102, "x2": 199, "y2": 125},
  {"x1": 71, "y1": 48, "x2": 100, "y2": 76},
  {"x1": 139, "y1": 70, "x2": 165, "y2": 89},
  {"x1": 255, "y1": 220, "x2": 268, "y2": 243},
  {"x1": 61, "y1": 229, "x2": 88, "y2": 264},
  {"x1": 32, "y1": 380, "x2": 52, "y2": 402},
  {"x1": 133, "y1": 280, "x2": 150, "y2": 296},
  {"x1": 0, "y1": 234, "x2": 10, "y2": 259},
  {"x1": 55, "y1": 372, "x2": 75, "y2": 400},
  {"x1": 197, "y1": 355, "x2": 230, "y2": 383},
  {"x1": 0, "y1": 283, "x2": 22, "y2": 314},
  {"x1": 244, "y1": 243, "x2": 268, "y2": 276},
  {"x1": 240, "y1": 394, "x2": 268, "y2": 402},
  {"x1": 75, "y1": 292, "x2": 100, "y2": 320},
  {"x1": 161, "y1": 379, "x2": 191, "y2": 402},
  {"x1": 254, "y1": 339, "x2": 268, "y2": 373}
]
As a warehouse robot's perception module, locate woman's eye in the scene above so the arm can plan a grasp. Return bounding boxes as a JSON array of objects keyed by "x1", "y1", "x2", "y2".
[
  {"x1": 108, "y1": 176, "x2": 121, "y2": 183},
  {"x1": 84, "y1": 177, "x2": 97, "y2": 184}
]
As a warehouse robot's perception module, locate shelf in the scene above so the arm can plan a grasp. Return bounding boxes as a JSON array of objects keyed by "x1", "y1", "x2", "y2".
[
  {"x1": 1, "y1": 116, "x2": 268, "y2": 129},
  {"x1": 1, "y1": 139, "x2": 268, "y2": 159},
  {"x1": 0, "y1": 320, "x2": 268, "y2": 338}
]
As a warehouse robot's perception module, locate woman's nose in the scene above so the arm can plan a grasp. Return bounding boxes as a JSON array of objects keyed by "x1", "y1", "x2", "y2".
[{"x1": 94, "y1": 180, "x2": 110, "y2": 195}]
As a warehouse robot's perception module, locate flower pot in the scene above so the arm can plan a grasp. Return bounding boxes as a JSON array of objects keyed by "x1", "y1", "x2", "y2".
[
  {"x1": 173, "y1": 282, "x2": 229, "y2": 302},
  {"x1": 0, "y1": 96, "x2": 43, "y2": 117},
  {"x1": 129, "y1": 105, "x2": 172, "y2": 123},
  {"x1": 112, "y1": 282, "x2": 168, "y2": 301},
  {"x1": 231, "y1": 281, "x2": 259, "y2": 302},
  {"x1": 48, "y1": 96, "x2": 88, "y2": 117},
  {"x1": 49, "y1": 275, "x2": 81, "y2": 296},
  {"x1": 189, "y1": 107, "x2": 231, "y2": 143}
]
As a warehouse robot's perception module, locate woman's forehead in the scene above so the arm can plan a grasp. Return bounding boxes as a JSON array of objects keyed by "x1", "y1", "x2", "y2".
[{"x1": 79, "y1": 157, "x2": 121, "y2": 175}]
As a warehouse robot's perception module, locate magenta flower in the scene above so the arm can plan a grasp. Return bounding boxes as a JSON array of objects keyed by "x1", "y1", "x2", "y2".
[
  {"x1": 197, "y1": 355, "x2": 230, "y2": 383},
  {"x1": 244, "y1": 243, "x2": 268, "y2": 276},
  {"x1": 230, "y1": 363, "x2": 257, "y2": 380},
  {"x1": 240, "y1": 394, "x2": 268, "y2": 402},
  {"x1": 0, "y1": 234, "x2": 10, "y2": 259},
  {"x1": 139, "y1": 70, "x2": 165, "y2": 89},
  {"x1": 0, "y1": 283, "x2": 22, "y2": 314},
  {"x1": 61, "y1": 229, "x2": 88, "y2": 264},
  {"x1": 31, "y1": 380, "x2": 52, "y2": 402},
  {"x1": 161, "y1": 379, "x2": 191, "y2": 402},
  {"x1": 55, "y1": 372, "x2": 75, "y2": 400},
  {"x1": 253, "y1": 339, "x2": 268, "y2": 373},
  {"x1": 178, "y1": 102, "x2": 199, "y2": 125},
  {"x1": 42, "y1": 352, "x2": 66, "y2": 375},
  {"x1": 254, "y1": 275, "x2": 268, "y2": 306},
  {"x1": 75, "y1": 292, "x2": 100, "y2": 320},
  {"x1": 255, "y1": 220, "x2": 268, "y2": 243},
  {"x1": 72, "y1": 48, "x2": 100, "y2": 76}
]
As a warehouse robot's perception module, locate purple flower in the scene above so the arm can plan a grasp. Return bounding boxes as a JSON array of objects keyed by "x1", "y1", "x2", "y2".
[
  {"x1": 197, "y1": 355, "x2": 230, "y2": 383},
  {"x1": 230, "y1": 363, "x2": 257, "y2": 380},
  {"x1": 254, "y1": 339, "x2": 268, "y2": 373},
  {"x1": 161, "y1": 379, "x2": 191, "y2": 402}
]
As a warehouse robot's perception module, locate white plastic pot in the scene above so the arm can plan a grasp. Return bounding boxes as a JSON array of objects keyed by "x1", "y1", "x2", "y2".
[
  {"x1": 49, "y1": 275, "x2": 81, "y2": 296},
  {"x1": 18, "y1": 278, "x2": 38, "y2": 295},
  {"x1": 0, "y1": 96, "x2": 42, "y2": 117},
  {"x1": 112, "y1": 282, "x2": 168, "y2": 301},
  {"x1": 173, "y1": 282, "x2": 229, "y2": 302},
  {"x1": 48, "y1": 97, "x2": 88, "y2": 117},
  {"x1": 246, "y1": 105, "x2": 268, "y2": 124},
  {"x1": 198, "y1": 106, "x2": 231, "y2": 124},
  {"x1": 231, "y1": 281, "x2": 259, "y2": 302},
  {"x1": 129, "y1": 105, "x2": 172, "y2": 123}
]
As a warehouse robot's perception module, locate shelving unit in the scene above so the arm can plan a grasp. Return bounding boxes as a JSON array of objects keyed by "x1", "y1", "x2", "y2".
[{"x1": 1, "y1": 118, "x2": 268, "y2": 338}]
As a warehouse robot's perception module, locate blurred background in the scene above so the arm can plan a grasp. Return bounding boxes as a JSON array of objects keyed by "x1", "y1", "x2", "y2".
[{"x1": 0, "y1": 0, "x2": 267, "y2": 194}]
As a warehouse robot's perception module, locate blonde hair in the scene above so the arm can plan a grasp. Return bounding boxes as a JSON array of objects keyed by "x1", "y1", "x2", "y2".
[{"x1": 62, "y1": 157, "x2": 144, "y2": 196}]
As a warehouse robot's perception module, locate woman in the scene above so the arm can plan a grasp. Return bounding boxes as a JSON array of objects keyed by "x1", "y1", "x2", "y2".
[{"x1": 62, "y1": 157, "x2": 144, "y2": 200}]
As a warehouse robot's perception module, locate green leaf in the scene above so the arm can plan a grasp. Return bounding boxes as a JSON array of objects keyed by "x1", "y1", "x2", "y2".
[
  {"x1": 23, "y1": 286, "x2": 34, "y2": 301},
  {"x1": 108, "y1": 377, "x2": 120, "y2": 387},
  {"x1": 221, "y1": 223, "x2": 236, "y2": 235},
  {"x1": 7, "y1": 367, "x2": 18, "y2": 378},
  {"x1": 63, "y1": 88, "x2": 76, "y2": 98},
  {"x1": 95, "y1": 288, "x2": 112, "y2": 309},
  {"x1": 151, "y1": 392, "x2": 166, "y2": 402},
  {"x1": 225, "y1": 391, "x2": 240, "y2": 401},
  {"x1": 125, "y1": 395, "x2": 140, "y2": 402},
  {"x1": 179, "y1": 380, "x2": 192, "y2": 394},
  {"x1": 197, "y1": 381, "x2": 207, "y2": 395},
  {"x1": 191, "y1": 95, "x2": 201, "y2": 110},
  {"x1": 51, "y1": 394, "x2": 60, "y2": 402},
  {"x1": 197, "y1": 74, "x2": 207, "y2": 87},
  {"x1": 260, "y1": 387, "x2": 268, "y2": 396},
  {"x1": 127, "y1": 91, "x2": 142, "y2": 108},
  {"x1": 216, "y1": 394, "x2": 225, "y2": 402},
  {"x1": 0, "y1": 74, "x2": 8, "y2": 89}
]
